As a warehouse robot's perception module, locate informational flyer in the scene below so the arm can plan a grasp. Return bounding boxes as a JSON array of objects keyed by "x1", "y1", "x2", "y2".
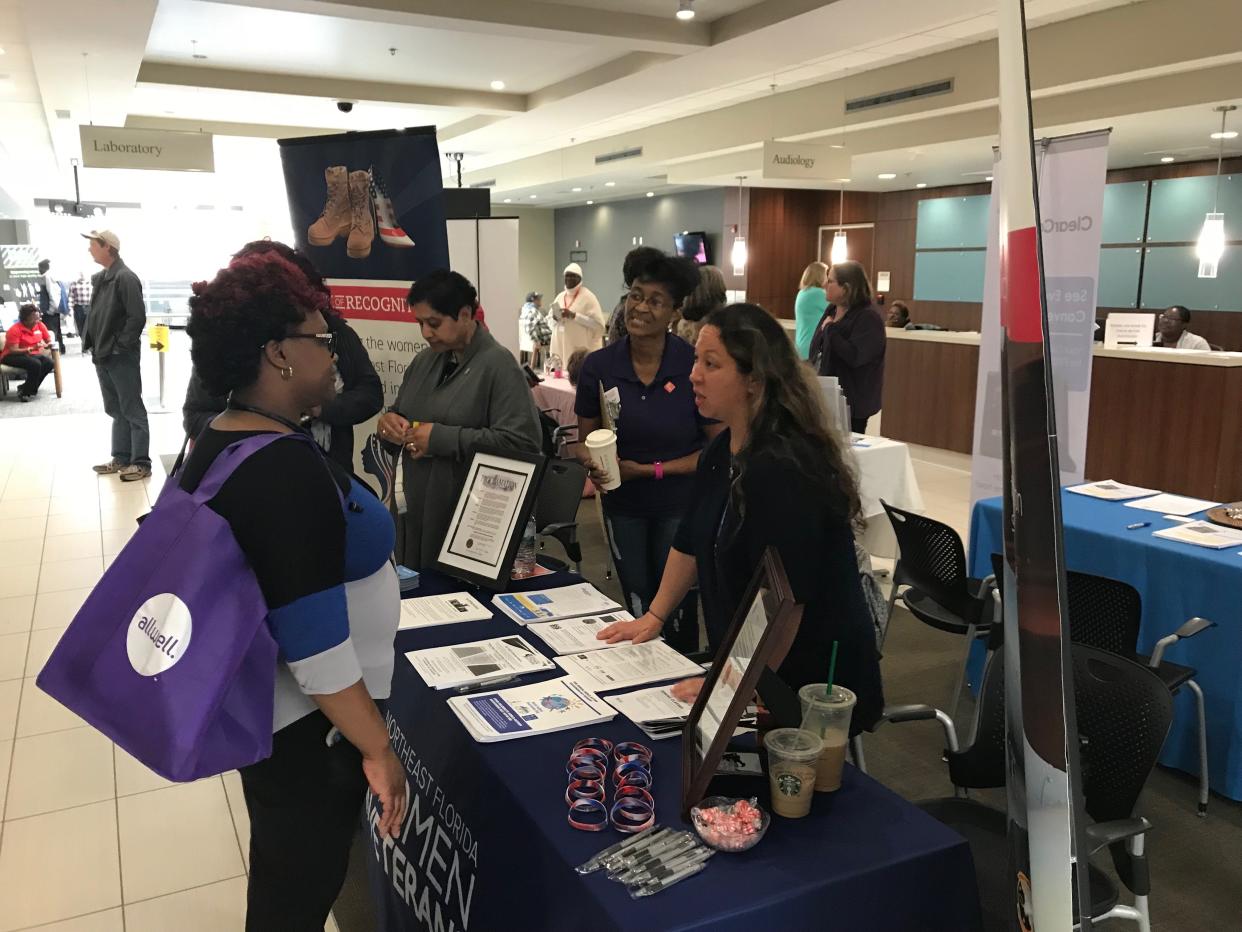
[
  {"x1": 554, "y1": 640, "x2": 703, "y2": 693},
  {"x1": 605, "y1": 684, "x2": 694, "y2": 740},
  {"x1": 446, "y1": 676, "x2": 615, "y2": 742},
  {"x1": 1153, "y1": 521, "x2": 1242, "y2": 550},
  {"x1": 397, "y1": 591, "x2": 493, "y2": 629},
  {"x1": 525, "y1": 611, "x2": 635, "y2": 654},
  {"x1": 1124, "y1": 493, "x2": 1219, "y2": 516},
  {"x1": 492, "y1": 584, "x2": 622, "y2": 625},
  {"x1": 404, "y1": 635, "x2": 554, "y2": 690},
  {"x1": 1066, "y1": 481, "x2": 1160, "y2": 501}
]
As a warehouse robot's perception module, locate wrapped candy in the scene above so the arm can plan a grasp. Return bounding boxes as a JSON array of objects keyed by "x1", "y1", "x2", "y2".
[{"x1": 691, "y1": 796, "x2": 770, "y2": 852}]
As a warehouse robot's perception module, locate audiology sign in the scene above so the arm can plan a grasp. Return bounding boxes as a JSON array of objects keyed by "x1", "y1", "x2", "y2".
[
  {"x1": 762, "y1": 141, "x2": 851, "y2": 182},
  {"x1": 80, "y1": 125, "x2": 215, "y2": 172}
]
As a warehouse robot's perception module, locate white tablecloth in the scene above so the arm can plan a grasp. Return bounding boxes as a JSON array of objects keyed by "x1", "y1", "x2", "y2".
[{"x1": 851, "y1": 435, "x2": 925, "y2": 558}]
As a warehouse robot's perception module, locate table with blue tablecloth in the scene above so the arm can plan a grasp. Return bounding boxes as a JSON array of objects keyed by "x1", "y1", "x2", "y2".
[
  {"x1": 365, "y1": 570, "x2": 982, "y2": 931},
  {"x1": 970, "y1": 492, "x2": 1242, "y2": 801}
]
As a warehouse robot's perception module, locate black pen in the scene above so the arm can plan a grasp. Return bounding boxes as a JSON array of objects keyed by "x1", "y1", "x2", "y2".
[
  {"x1": 1126, "y1": 522, "x2": 1150, "y2": 530},
  {"x1": 453, "y1": 674, "x2": 520, "y2": 695}
]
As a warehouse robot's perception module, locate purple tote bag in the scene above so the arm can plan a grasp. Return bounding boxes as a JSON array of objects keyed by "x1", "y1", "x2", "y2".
[{"x1": 36, "y1": 434, "x2": 304, "y2": 782}]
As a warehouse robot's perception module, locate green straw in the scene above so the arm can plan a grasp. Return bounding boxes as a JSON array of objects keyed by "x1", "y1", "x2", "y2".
[{"x1": 826, "y1": 641, "x2": 839, "y2": 697}]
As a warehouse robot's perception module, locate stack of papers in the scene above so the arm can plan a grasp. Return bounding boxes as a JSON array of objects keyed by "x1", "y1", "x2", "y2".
[
  {"x1": 395, "y1": 565, "x2": 421, "y2": 593},
  {"x1": 446, "y1": 676, "x2": 616, "y2": 742},
  {"x1": 1124, "y1": 493, "x2": 1219, "y2": 517},
  {"x1": 492, "y1": 584, "x2": 622, "y2": 625},
  {"x1": 554, "y1": 641, "x2": 705, "y2": 693},
  {"x1": 398, "y1": 592, "x2": 493, "y2": 629},
  {"x1": 606, "y1": 685, "x2": 696, "y2": 740},
  {"x1": 1152, "y1": 521, "x2": 1242, "y2": 550},
  {"x1": 404, "y1": 635, "x2": 554, "y2": 690},
  {"x1": 525, "y1": 611, "x2": 635, "y2": 654},
  {"x1": 1067, "y1": 481, "x2": 1159, "y2": 501}
]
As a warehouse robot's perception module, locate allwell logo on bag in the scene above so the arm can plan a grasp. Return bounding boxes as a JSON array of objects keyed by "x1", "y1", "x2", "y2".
[{"x1": 126, "y1": 593, "x2": 193, "y2": 676}]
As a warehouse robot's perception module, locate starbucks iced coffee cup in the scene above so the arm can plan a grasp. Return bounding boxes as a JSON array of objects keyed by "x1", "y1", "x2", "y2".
[
  {"x1": 584, "y1": 428, "x2": 622, "y2": 491},
  {"x1": 798, "y1": 684, "x2": 856, "y2": 792},
  {"x1": 764, "y1": 728, "x2": 823, "y2": 819}
]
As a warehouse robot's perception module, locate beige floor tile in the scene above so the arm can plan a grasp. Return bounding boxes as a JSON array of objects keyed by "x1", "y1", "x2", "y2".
[
  {"x1": 0, "y1": 679, "x2": 19, "y2": 741},
  {"x1": 31, "y1": 588, "x2": 91, "y2": 630},
  {"x1": 0, "y1": 517, "x2": 45, "y2": 542},
  {"x1": 0, "y1": 498, "x2": 50, "y2": 519},
  {"x1": 37, "y1": 557, "x2": 102, "y2": 595},
  {"x1": 0, "y1": 565, "x2": 39, "y2": 600},
  {"x1": 4, "y1": 726, "x2": 115, "y2": 819},
  {"x1": 45, "y1": 511, "x2": 101, "y2": 537},
  {"x1": 16, "y1": 676, "x2": 85, "y2": 737},
  {"x1": 102, "y1": 554, "x2": 116, "y2": 570},
  {"x1": 114, "y1": 746, "x2": 178, "y2": 798},
  {"x1": 124, "y1": 876, "x2": 247, "y2": 932},
  {"x1": 17, "y1": 908, "x2": 125, "y2": 931},
  {"x1": 23, "y1": 627, "x2": 67, "y2": 677},
  {"x1": 0, "y1": 538, "x2": 45, "y2": 565},
  {"x1": 48, "y1": 496, "x2": 102, "y2": 519},
  {"x1": 0, "y1": 801, "x2": 121, "y2": 931},
  {"x1": 221, "y1": 770, "x2": 250, "y2": 869},
  {"x1": 42, "y1": 531, "x2": 104, "y2": 563},
  {"x1": 99, "y1": 509, "x2": 145, "y2": 532},
  {"x1": 0, "y1": 595, "x2": 35, "y2": 636},
  {"x1": 0, "y1": 739, "x2": 10, "y2": 814},
  {"x1": 2, "y1": 481, "x2": 54, "y2": 501},
  {"x1": 100, "y1": 527, "x2": 134, "y2": 557},
  {"x1": 118, "y1": 779, "x2": 244, "y2": 903},
  {"x1": 0, "y1": 633, "x2": 29, "y2": 682}
]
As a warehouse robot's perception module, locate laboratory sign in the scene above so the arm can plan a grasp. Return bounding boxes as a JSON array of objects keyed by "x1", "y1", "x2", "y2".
[{"x1": 80, "y1": 125, "x2": 215, "y2": 172}]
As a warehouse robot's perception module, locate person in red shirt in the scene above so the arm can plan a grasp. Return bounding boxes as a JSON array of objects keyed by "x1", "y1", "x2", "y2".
[{"x1": 2, "y1": 304, "x2": 56, "y2": 401}]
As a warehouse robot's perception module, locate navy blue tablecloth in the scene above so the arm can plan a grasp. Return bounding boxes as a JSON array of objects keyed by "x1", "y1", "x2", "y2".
[
  {"x1": 969, "y1": 492, "x2": 1242, "y2": 801},
  {"x1": 365, "y1": 570, "x2": 982, "y2": 931}
]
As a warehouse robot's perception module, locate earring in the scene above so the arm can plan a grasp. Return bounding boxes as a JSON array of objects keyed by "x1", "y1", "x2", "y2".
[{"x1": 281, "y1": 365, "x2": 294, "y2": 380}]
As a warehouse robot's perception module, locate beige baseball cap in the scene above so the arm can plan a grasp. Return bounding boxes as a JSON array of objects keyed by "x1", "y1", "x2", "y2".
[{"x1": 82, "y1": 229, "x2": 120, "y2": 250}]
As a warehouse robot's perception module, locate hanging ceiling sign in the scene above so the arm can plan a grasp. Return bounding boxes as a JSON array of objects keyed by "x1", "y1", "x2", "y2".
[
  {"x1": 80, "y1": 125, "x2": 215, "y2": 172},
  {"x1": 762, "y1": 141, "x2": 851, "y2": 182}
]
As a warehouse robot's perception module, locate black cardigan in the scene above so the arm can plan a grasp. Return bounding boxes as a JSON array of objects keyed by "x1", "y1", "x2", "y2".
[
  {"x1": 672, "y1": 431, "x2": 884, "y2": 734},
  {"x1": 808, "y1": 303, "x2": 887, "y2": 420}
]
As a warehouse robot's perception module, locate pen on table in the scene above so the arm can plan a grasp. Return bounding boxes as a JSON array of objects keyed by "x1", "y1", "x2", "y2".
[
  {"x1": 634, "y1": 858, "x2": 711, "y2": 897},
  {"x1": 1126, "y1": 522, "x2": 1150, "y2": 530},
  {"x1": 453, "y1": 674, "x2": 520, "y2": 694}
]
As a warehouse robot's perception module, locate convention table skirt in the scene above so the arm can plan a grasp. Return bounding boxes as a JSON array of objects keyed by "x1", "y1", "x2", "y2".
[
  {"x1": 366, "y1": 571, "x2": 982, "y2": 931},
  {"x1": 970, "y1": 492, "x2": 1242, "y2": 801},
  {"x1": 532, "y1": 377, "x2": 577, "y2": 431},
  {"x1": 853, "y1": 435, "x2": 925, "y2": 559}
]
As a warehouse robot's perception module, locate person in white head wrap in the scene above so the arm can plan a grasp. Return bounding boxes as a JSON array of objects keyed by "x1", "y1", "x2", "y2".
[{"x1": 548, "y1": 262, "x2": 605, "y2": 363}]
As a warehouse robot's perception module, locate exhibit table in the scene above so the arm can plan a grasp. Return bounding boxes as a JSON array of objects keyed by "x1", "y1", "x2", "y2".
[
  {"x1": 532, "y1": 376, "x2": 578, "y2": 431},
  {"x1": 852, "y1": 435, "x2": 925, "y2": 559},
  {"x1": 969, "y1": 492, "x2": 1242, "y2": 801},
  {"x1": 366, "y1": 571, "x2": 982, "y2": 931}
]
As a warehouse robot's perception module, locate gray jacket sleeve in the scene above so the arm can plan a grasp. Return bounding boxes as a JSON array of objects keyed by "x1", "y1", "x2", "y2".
[
  {"x1": 425, "y1": 354, "x2": 542, "y2": 460},
  {"x1": 117, "y1": 269, "x2": 146, "y2": 352}
]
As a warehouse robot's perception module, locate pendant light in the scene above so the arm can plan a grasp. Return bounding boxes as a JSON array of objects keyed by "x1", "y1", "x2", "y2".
[
  {"x1": 730, "y1": 175, "x2": 748, "y2": 275},
  {"x1": 1197, "y1": 105, "x2": 1235, "y2": 279},
  {"x1": 829, "y1": 183, "x2": 848, "y2": 264}
]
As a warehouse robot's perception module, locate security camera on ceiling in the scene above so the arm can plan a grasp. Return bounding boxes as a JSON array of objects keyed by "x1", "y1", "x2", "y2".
[{"x1": 336, "y1": 100, "x2": 355, "y2": 114}]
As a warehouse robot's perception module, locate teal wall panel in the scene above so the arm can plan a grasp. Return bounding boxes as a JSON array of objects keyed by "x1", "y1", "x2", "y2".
[
  {"x1": 1100, "y1": 181, "x2": 1148, "y2": 244},
  {"x1": 913, "y1": 250, "x2": 987, "y2": 302},
  {"x1": 915, "y1": 196, "x2": 990, "y2": 249},
  {"x1": 1097, "y1": 247, "x2": 1141, "y2": 308},
  {"x1": 1146, "y1": 175, "x2": 1242, "y2": 243},
  {"x1": 1139, "y1": 245, "x2": 1242, "y2": 311}
]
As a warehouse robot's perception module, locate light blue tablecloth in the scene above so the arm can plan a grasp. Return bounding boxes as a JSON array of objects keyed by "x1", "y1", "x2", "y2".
[{"x1": 969, "y1": 492, "x2": 1242, "y2": 801}]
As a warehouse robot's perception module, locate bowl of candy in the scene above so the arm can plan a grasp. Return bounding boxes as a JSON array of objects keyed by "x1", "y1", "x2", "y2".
[{"x1": 690, "y1": 796, "x2": 770, "y2": 852}]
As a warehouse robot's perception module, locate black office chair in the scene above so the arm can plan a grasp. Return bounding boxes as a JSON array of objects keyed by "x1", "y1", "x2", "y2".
[
  {"x1": 881, "y1": 645, "x2": 1173, "y2": 932},
  {"x1": 988, "y1": 554, "x2": 1216, "y2": 816},
  {"x1": 534, "y1": 459, "x2": 588, "y2": 573},
  {"x1": 881, "y1": 500, "x2": 996, "y2": 721}
]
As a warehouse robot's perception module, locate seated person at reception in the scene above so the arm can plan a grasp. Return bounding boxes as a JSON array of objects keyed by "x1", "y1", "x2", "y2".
[
  {"x1": 808, "y1": 261, "x2": 887, "y2": 434},
  {"x1": 1157, "y1": 305, "x2": 1211, "y2": 351},
  {"x1": 887, "y1": 300, "x2": 911, "y2": 328},
  {"x1": 2, "y1": 304, "x2": 56, "y2": 401},
  {"x1": 377, "y1": 270, "x2": 542, "y2": 569},
  {"x1": 598, "y1": 303, "x2": 884, "y2": 735}
]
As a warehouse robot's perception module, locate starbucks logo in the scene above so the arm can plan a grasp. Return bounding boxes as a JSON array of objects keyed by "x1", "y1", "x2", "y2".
[{"x1": 777, "y1": 772, "x2": 803, "y2": 796}]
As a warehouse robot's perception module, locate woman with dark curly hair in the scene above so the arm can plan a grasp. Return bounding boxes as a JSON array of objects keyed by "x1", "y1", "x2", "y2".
[
  {"x1": 1, "y1": 303, "x2": 56, "y2": 401},
  {"x1": 185, "y1": 248, "x2": 406, "y2": 931},
  {"x1": 599, "y1": 303, "x2": 884, "y2": 734}
]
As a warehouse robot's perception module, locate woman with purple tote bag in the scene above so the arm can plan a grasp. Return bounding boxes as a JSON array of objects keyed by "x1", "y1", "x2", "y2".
[{"x1": 39, "y1": 245, "x2": 407, "y2": 932}]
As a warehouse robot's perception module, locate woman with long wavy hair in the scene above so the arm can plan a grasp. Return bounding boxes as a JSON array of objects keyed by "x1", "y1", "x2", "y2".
[{"x1": 598, "y1": 303, "x2": 884, "y2": 734}]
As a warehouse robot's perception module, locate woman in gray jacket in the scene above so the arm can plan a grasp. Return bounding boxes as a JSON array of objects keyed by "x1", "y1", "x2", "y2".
[{"x1": 377, "y1": 269, "x2": 542, "y2": 569}]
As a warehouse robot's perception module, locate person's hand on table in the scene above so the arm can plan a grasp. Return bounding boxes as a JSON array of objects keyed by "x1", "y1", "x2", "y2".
[
  {"x1": 378, "y1": 412, "x2": 410, "y2": 445},
  {"x1": 597, "y1": 611, "x2": 662, "y2": 645},
  {"x1": 671, "y1": 677, "x2": 704, "y2": 704},
  {"x1": 363, "y1": 747, "x2": 408, "y2": 838}
]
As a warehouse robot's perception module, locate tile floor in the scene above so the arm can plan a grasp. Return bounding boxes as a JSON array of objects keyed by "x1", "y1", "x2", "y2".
[{"x1": 0, "y1": 412, "x2": 336, "y2": 932}]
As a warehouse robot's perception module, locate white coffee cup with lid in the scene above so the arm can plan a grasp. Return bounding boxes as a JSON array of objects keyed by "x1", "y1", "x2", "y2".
[{"x1": 584, "y1": 428, "x2": 621, "y2": 491}]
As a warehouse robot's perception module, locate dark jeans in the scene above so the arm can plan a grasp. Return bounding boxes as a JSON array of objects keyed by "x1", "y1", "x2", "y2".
[
  {"x1": 95, "y1": 352, "x2": 150, "y2": 466},
  {"x1": 4, "y1": 353, "x2": 54, "y2": 396},
  {"x1": 43, "y1": 312, "x2": 66, "y2": 353},
  {"x1": 73, "y1": 305, "x2": 87, "y2": 343},
  {"x1": 239, "y1": 711, "x2": 367, "y2": 932},
  {"x1": 604, "y1": 508, "x2": 699, "y2": 653}
]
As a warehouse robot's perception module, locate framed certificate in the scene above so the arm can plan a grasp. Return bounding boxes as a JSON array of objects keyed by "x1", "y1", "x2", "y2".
[
  {"x1": 680, "y1": 548, "x2": 802, "y2": 818},
  {"x1": 434, "y1": 447, "x2": 547, "y2": 590}
]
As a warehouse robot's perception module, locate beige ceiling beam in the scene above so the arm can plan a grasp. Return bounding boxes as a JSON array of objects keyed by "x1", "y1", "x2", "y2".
[
  {"x1": 529, "y1": 53, "x2": 680, "y2": 110},
  {"x1": 124, "y1": 114, "x2": 340, "y2": 140},
  {"x1": 136, "y1": 62, "x2": 527, "y2": 113}
]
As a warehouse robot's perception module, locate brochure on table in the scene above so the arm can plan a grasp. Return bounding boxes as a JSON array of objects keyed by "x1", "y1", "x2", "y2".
[
  {"x1": 1066, "y1": 480, "x2": 1160, "y2": 501},
  {"x1": 405, "y1": 635, "x2": 554, "y2": 690},
  {"x1": 555, "y1": 640, "x2": 704, "y2": 693},
  {"x1": 606, "y1": 685, "x2": 695, "y2": 740},
  {"x1": 525, "y1": 611, "x2": 635, "y2": 654},
  {"x1": 447, "y1": 676, "x2": 615, "y2": 742},
  {"x1": 398, "y1": 591, "x2": 493, "y2": 629},
  {"x1": 492, "y1": 584, "x2": 622, "y2": 625},
  {"x1": 1124, "y1": 493, "x2": 1219, "y2": 516},
  {"x1": 1153, "y1": 521, "x2": 1242, "y2": 550}
]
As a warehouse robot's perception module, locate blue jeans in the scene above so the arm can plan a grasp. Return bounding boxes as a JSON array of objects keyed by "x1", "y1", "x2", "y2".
[
  {"x1": 604, "y1": 509, "x2": 699, "y2": 653},
  {"x1": 95, "y1": 352, "x2": 150, "y2": 467}
]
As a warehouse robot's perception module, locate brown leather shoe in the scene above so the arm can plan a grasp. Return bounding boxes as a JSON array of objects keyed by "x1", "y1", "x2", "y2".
[
  {"x1": 307, "y1": 166, "x2": 350, "y2": 246},
  {"x1": 346, "y1": 170, "x2": 376, "y2": 259}
]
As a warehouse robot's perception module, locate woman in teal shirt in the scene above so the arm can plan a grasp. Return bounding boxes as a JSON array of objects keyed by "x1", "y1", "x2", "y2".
[{"x1": 794, "y1": 261, "x2": 828, "y2": 359}]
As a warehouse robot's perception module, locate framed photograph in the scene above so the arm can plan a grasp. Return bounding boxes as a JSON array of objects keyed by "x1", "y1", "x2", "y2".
[
  {"x1": 681, "y1": 548, "x2": 803, "y2": 818},
  {"x1": 434, "y1": 447, "x2": 547, "y2": 590}
]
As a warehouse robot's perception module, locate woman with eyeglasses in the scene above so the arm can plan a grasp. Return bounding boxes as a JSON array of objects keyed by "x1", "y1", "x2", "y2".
[
  {"x1": 185, "y1": 247, "x2": 406, "y2": 931},
  {"x1": 575, "y1": 251, "x2": 721, "y2": 653},
  {"x1": 377, "y1": 269, "x2": 542, "y2": 569}
]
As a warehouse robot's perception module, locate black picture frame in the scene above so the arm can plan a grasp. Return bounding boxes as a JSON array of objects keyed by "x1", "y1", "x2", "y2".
[
  {"x1": 434, "y1": 446, "x2": 548, "y2": 591},
  {"x1": 681, "y1": 548, "x2": 803, "y2": 818}
]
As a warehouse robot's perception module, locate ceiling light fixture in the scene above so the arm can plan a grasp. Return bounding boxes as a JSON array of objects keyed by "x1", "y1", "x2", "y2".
[
  {"x1": 572, "y1": 187, "x2": 582, "y2": 192},
  {"x1": 1210, "y1": 130, "x2": 1238, "y2": 140},
  {"x1": 1160, "y1": 156, "x2": 1175, "y2": 163},
  {"x1": 490, "y1": 79, "x2": 506, "y2": 91},
  {"x1": 731, "y1": 176, "x2": 748, "y2": 274},
  {"x1": 604, "y1": 181, "x2": 616, "y2": 187},
  {"x1": 676, "y1": 0, "x2": 696, "y2": 20},
  {"x1": 877, "y1": 172, "x2": 897, "y2": 180},
  {"x1": 587, "y1": 200, "x2": 594, "y2": 205},
  {"x1": 645, "y1": 191, "x2": 654, "y2": 197},
  {"x1": 830, "y1": 180, "x2": 848, "y2": 264},
  {"x1": 985, "y1": 175, "x2": 994, "y2": 182},
  {"x1": 1198, "y1": 104, "x2": 1235, "y2": 278},
  {"x1": 0, "y1": 46, "x2": 6, "y2": 56},
  {"x1": 915, "y1": 182, "x2": 928, "y2": 189},
  {"x1": 503, "y1": 198, "x2": 512, "y2": 203},
  {"x1": 529, "y1": 194, "x2": 537, "y2": 199}
]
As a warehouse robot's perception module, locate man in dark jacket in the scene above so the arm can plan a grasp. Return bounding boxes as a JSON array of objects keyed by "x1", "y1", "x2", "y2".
[{"x1": 82, "y1": 230, "x2": 151, "y2": 481}]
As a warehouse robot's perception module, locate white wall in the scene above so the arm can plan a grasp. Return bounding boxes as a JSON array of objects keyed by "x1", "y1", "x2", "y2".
[{"x1": 505, "y1": 206, "x2": 557, "y2": 303}]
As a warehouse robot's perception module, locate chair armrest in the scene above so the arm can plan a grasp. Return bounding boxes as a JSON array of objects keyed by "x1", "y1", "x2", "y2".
[
  {"x1": 1149, "y1": 617, "x2": 1215, "y2": 667},
  {"x1": 878, "y1": 704, "x2": 960, "y2": 752},
  {"x1": 538, "y1": 521, "x2": 577, "y2": 535},
  {"x1": 1084, "y1": 816, "x2": 1151, "y2": 855}
]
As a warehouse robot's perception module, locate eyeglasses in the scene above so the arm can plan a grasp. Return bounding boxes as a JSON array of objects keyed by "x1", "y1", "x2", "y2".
[
  {"x1": 626, "y1": 289, "x2": 672, "y2": 314},
  {"x1": 282, "y1": 331, "x2": 337, "y2": 355}
]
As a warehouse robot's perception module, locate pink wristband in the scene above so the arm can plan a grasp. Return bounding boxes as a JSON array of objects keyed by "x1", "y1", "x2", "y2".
[{"x1": 653, "y1": 461, "x2": 664, "y2": 480}]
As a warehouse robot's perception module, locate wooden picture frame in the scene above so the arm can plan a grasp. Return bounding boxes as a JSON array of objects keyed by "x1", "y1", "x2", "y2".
[{"x1": 681, "y1": 547, "x2": 803, "y2": 818}]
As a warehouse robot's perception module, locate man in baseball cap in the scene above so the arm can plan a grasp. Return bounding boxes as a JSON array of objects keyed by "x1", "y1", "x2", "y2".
[{"x1": 82, "y1": 229, "x2": 151, "y2": 481}]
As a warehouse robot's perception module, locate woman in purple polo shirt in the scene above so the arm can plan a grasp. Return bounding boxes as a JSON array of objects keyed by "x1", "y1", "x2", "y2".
[{"x1": 575, "y1": 253, "x2": 720, "y2": 653}]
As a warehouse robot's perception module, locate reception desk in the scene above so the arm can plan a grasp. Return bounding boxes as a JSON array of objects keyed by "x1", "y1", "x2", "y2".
[{"x1": 882, "y1": 329, "x2": 1242, "y2": 501}]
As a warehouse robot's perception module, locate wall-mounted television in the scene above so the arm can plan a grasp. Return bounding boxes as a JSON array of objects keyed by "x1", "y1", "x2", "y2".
[{"x1": 673, "y1": 231, "x2": 712, "y2": 266}]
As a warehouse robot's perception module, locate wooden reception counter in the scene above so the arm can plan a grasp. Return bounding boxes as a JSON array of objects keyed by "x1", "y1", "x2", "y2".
[{"x1": 882, "y1": 329, "x2": 1242, "y2": 501}]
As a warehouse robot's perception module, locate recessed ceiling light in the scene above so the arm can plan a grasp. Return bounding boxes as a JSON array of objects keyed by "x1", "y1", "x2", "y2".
[
  {"x1": 646, "y1": 191, "x2": 654, "y2": 197},
  {"x1": 1160, "y1": 156, "x2": 1175, "y2": 163},
  {"x1": 572, "y1": 187, "x2": 582, "y2": 192},
  {"x1": 604, "y1": 181, "x2": 616, "y2": 187},
  {"x1": 503, "y1": 198, "x2": 512, "y2": 203},
  {"x1": 915, "y1": 182, "x2": 928, "y2": 188},
  {"x1": 877, "y1": 172, "x2": 897, "y2": 180},
  {"x1": 985, "y1": 175, "x2": 994, "y2": 182},
  {"x1": 0, "y1": 46, "x2": 6, "y2": 56},
  {"x1": 529, "y1": 194, "x2": 537, "y2": 199},
  {"x1": 490, "y1": 80, "x2": 506, "y2": 91},
  {"x1": 586, "y1": 200, "x2": 594, "y2": 205},
  {"x1": 1210, "y1": 130, "x2": 1239, "y2": 140},
  {"x1": 676, "y1": 0, "x2": 695, "y2": 20}
]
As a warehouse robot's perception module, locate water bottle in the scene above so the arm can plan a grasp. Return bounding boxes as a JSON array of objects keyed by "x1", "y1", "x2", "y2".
[{"x1": 512, "y1": 517, "x2": 538, "y2": 579}]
